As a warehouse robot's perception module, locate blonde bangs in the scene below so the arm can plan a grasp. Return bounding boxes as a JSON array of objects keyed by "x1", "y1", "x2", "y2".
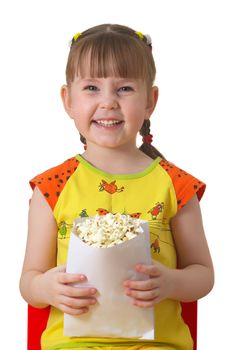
[{"x1": 66, "y1": 33, "x2": 155, "y2": 89}]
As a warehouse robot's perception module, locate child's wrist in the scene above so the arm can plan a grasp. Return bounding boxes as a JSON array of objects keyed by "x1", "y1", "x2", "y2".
[
  {"x1": 166, "y1": 268, "x2": 180, "y2": 300},
  {"x1": 31, "y1": 272, "x2": 50, "y2": 308}
]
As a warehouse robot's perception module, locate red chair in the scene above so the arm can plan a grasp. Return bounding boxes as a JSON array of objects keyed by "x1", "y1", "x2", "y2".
[
  {"x1": 28, "y1": 305, "x2": 50, "y2": 350},
  {"x1": 28, "y1": 301, "x2": 197, "y2": 350},
  {"x1": 181, "y1": 301, "x2": 197, "y2": 350}
]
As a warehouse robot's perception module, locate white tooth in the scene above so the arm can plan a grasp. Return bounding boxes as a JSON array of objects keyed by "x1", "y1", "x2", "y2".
[{"x1": 96, "y1": 120, "x2": 120, "y2": 125}]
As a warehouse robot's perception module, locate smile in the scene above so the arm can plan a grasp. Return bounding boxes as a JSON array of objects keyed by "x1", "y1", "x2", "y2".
[{"x1": 93, "y1": 120, "x2": 123, "y2": 127}]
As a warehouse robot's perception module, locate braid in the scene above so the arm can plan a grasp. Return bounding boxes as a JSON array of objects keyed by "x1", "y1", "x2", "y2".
[
  {"x1": 80, "y1": 133, "x2": 87, "y2": 150},
  {"x1": 139, "y1": 120, "x2": 165, "y2": 160},
  {"x1": 139, "y1": 119, "x2": 151, "y2": 137}
]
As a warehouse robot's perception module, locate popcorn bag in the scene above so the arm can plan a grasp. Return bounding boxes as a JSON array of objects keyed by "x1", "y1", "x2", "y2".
[{"x1": 64, "y1": 214, "x2": 154, "y2": 339}]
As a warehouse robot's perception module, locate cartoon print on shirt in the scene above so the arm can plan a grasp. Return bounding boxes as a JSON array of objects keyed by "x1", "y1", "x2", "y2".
[
  {"x1": 148, "y1": 202, "x2": 164, "y2": 220},
  {"x1": 129, "y1": 212, "x2": 142, "y2": 218},
  {"x1": 151, "y1": 236, "x2": 160, "y2": 253},
  {"x1": 79, "y1": 209, "x2": 89, "y2": 217},
  {"x1": 96, "y1": 208, "x2": 110, "y2": 215},
  {"x1": 95, "y1": 209, "x2": 142, "y2": 218},
  {"x1": 99, "y1": 180, "x2": 124, "y2": 194},
  {"x1": 58, "y1": 221, "x2": 73, "y2": 239},
  {"x1": 149, "y1": 218, "x2": 174, "y2": 254}
]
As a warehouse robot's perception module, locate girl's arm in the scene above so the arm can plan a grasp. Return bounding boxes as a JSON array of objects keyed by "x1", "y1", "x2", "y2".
[
  {"x1": 19, "y1": 186, "x2": 58, "y2": 308},
  {"x1": 169, "y1": 193, "x2": 214, "y2": 301},
  {"x1": 124, "y1": 194, "x2": 214, "y2": 305},
  {"x1": 19, "y1": 186, "x2": 97, "y2": 314}
]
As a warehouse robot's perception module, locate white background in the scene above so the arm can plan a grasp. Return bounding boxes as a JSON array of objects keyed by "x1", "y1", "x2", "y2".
[{"x1": 0, "y1": 0, "x2": 230, "y2": 348}]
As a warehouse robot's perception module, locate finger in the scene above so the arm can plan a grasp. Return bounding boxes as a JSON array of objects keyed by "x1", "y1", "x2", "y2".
[
  {"x1": 63, "y1": 285, "x2": 97, "y2": 298},
  {"x1": 135, "y1": 264, "x2": 160, "y2": 276},
  {"x1": 58, "y1": 272, "x2": 86, "y2": 284},
  {"x1": 132, "y1": 298, "x2": 156, "y2": 308},
  {"x1": 59, "y1": 303, "x2": 89, "y2": 316},
  {"x1": 62, "y1": 295, "x2": 97, "y2": 309},
  {"x1": 126, "y1": 288, "x2": 158, "y2": 301},
  {"x1": 124, "y1": 278, "x2": 158, "y2": 291}
]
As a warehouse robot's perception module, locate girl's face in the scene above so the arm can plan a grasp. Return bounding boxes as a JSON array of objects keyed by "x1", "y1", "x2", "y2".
[{"x1": 61, "y1": 75, "x2": 158, "y2": 152}]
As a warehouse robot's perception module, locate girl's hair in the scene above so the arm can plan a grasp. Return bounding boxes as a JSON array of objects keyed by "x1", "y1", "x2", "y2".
[{"x1": 66, "y1": 23, "x2": 165, "y2": 160}]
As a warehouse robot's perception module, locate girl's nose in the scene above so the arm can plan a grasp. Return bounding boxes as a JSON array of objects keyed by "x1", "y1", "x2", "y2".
[{"x1": 99, "y1": 95, "x2": 119, "y2": 110}]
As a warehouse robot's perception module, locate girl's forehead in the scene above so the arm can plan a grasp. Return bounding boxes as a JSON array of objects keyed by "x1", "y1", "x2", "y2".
[
  {"x1": 74, "y1": 50, "x2": 145, "y2": 83},
  {"x1": 75, "y1": 66, "x2": 139, "y2": 81}
]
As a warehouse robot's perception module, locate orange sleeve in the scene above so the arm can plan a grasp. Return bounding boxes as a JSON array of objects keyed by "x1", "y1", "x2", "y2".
[
  {"x1": 29, "y1": 157, "x2": 79, "y2": 211},
  {"x1": 160, "y1": 159, "x2": 206, "y2": 211}
]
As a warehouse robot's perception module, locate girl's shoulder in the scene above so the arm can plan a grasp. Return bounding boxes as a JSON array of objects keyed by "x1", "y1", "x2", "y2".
[
  {"x1": 158, "y1": 158, "x2": 206, "y2": 211},
  {"x1": 29, "y1": 155, "x2": 80, "y2": 210}
]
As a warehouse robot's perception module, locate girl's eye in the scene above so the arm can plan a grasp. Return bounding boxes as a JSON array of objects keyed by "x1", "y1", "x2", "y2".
[
  {"x1": 84, "y1": 85, "x2": 98, "y2": 91},
  {"x1": 118, "y1": 86, "x2": 133, "y2": 92},
  {"x1": 83, "y1": 85, "x2": 133, "y2": 93}
]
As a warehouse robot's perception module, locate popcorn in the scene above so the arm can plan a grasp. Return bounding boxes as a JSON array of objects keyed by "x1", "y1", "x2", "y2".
[{"x1": 73, "y1": 213, "x2": 144, "y2": 248}]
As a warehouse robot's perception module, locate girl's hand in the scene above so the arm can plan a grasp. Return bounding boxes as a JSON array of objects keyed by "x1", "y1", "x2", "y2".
[
  {"x1": 123, "y1": 261, "x2": 173, "y2": 307},
  {"x1": 38, "y1": 265, "x2": 97, "y2": 315}
]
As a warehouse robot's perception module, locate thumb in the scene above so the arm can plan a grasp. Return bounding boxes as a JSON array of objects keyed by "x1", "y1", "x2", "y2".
[{"x1": 50, "y1": 265, "x2": 87, "y2": 284}]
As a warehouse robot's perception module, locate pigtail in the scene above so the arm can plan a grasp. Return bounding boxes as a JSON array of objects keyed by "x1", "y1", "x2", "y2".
[
  {"x1": 139, "y1": 120, "x2": 165, "y2": 160},
  {"x1": 80, "y1": 133, "x2": 87, "y2": 150}
]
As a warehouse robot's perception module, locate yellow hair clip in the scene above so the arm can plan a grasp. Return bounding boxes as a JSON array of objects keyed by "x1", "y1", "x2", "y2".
[
  {"x1": 135, "y1": 31, "x2": 144, "y2": 40},
  {"x1": 73, "y1": 32, "x2": 82, "y2": 41}
]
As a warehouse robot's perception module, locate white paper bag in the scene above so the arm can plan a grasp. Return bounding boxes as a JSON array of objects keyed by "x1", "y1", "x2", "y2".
[{"x1": 64, "y1": 218, "x2": 154, "y2": 339}]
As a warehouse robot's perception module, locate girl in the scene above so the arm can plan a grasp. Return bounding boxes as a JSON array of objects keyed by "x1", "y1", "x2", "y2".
[{"x1": 20, "y1": 24, "x2": 214, "y2": 350}]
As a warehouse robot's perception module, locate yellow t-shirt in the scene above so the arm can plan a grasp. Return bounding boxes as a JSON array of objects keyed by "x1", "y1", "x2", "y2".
[{"x1": 30, "y1": 154, "x2": 206, "y2": 350}]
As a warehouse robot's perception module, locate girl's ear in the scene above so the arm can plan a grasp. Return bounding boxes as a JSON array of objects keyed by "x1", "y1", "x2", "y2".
[
  {"x1": 145, "y1": 86, "x2": 159, "y2": 119},
  {"x1": 60, "y1": 85, "x2": 74, "y2": 119}
]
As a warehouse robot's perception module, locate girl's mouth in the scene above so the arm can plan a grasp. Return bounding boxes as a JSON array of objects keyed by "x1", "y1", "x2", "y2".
[{"x1": 92, "y1": 120, "x2": 123, "y2": 128}]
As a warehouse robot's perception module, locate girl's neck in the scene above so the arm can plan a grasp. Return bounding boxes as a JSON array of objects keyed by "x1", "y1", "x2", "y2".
[{"x1": 81, "y1": 143, "x2": 153, "y2": 174}]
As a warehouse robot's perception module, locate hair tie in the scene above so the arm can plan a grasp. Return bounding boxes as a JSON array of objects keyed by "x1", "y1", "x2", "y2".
[
  {"x1": 73, "y1": 32, "x2": 82, "y2": 41},
  {"x1": 145, "y1": 34, "x2": 152, "y2": 50},
  {"x1": 135, "y1": 31, "x2": 145, "y2": 40},
  {"x1": 135, "y1": 31, "x2": 152, "y2": 51},
  {"x1": 142, "y1": 134, "x2": 153, "y2": 144}
]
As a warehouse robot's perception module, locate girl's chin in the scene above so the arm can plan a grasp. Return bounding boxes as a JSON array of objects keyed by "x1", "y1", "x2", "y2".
[{"x1": 87, "y1": 138, "x2": 125, "y2": 149}]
